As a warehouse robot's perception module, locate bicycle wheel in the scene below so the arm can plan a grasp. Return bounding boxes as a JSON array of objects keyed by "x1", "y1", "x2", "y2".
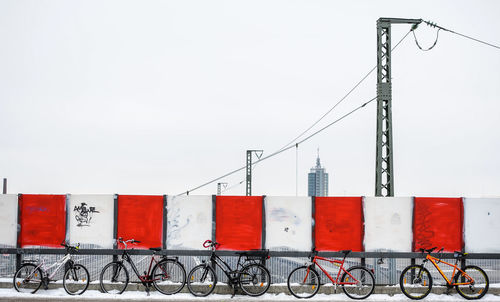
[
  {"x1": 63, "y1": 264, "x2": 90, "y2": 295},
  {"x1": 187, "y1": 264, "x2": 217, "y2": 297},
  {"x1": 341, "y1": 266, "x2": 375, "y2": 299},
  {"x1": 400, "y1": 265, "x2": 433, "y2": 300},
  {"x1": 13, "y1": 263, "x2": 43, "y2": 294},
  {"x1": 454, "y1": 265, "x2": 489, "y2": 300},
  {"x1": 100, "y1": 262, "x2": 129, "y2": 294},
  {"x1": 287, "y1": 266, "x2": 320, "y2": 299},
  {"x1": 239, "y1": 263, "x2": 271, "y2": 296},
  {"x1": 152, "y1": 258, "x2": 186, "y2": 295}
]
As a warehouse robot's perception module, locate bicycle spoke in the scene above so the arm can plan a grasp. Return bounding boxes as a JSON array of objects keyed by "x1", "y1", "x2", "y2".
[
  {"x1": 287, "y1": 266, "x2": 320, "y2": 299},
  {"x1": 342, "y1": 267, "x2": 375, "y2": 299},
  {"x1": 152, "y1": 259, "x2": 186, "y2": 295},
  {"x1": 100, "y1": 262, "x2": 129, "y2": 294},
  {"x1": 454, "y1": 266, "x2": 489, "y2": 300},
  {"x1": 239, "y1": 264, "x2": 270, "y2": 296},
  {"x1": 400, "y1": 265, "x2": 432, "y2": 299}
]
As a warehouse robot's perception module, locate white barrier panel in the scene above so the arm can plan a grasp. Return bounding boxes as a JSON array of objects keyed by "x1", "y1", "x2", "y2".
[
  {"x1": 68, "y1": 194, "x2": 115, "y2": 248},
  {"x1": 364, "y1": 197, "x2": 413, "y2": 252},
  {"x1": 0, "y1": 194, "x2": 18, "y2": 247},
  {"x1": 464, "y1": 198, "x2": 500, "y2": 253},
  {"x1": 265, "y1": 196, "x2": 312, "y2": 251},
  {"x1": 167, "y1": 195, "x2": 212, "y2": 250}
]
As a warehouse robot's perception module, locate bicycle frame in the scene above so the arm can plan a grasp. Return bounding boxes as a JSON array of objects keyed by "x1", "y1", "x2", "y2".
[
  {"x1": 424, "y1": 254, "x2": 474, "y2": 286},
  {"x1": 33, "y1": 253, "x2": 73, "y2": 280},
  {"x1": 120, "y1": 251, "x2": 164, "y2": 283},
  {"x1": 208, "y1": 253, "x2": 250, "y2": 283},
  {"x1": 312, "y1": 256, "x2": 358, "y2": 286}
]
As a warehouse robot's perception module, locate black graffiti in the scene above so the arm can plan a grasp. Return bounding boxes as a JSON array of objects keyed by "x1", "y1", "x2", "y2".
[{"x1": 74, "y1": 203, "x2": 99, "y2": 227}]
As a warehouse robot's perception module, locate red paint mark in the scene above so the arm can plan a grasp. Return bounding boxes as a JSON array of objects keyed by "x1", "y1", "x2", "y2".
[
  {"x1": 413, "y1": 197, "x2": 464, "y2": 252},
  {"x1": 216, "y1": 196, "x2": 262, "y2": 250},
  {"x1": 117, "y1": 195, "x2": 163, "y2": 249},
  {"x1": 315, "y1": 197, "x2": 364, "y2": 252},
  {"x1": 19, "y1": 195, "x2": 66, "y2": 248}
]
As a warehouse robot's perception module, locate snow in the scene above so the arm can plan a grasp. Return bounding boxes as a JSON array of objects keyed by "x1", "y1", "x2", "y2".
[{"x1": 0, "y1": 288, "x2": 499, "y2": 301}]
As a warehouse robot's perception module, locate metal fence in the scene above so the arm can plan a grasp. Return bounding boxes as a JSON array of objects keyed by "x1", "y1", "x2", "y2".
[{"x1": 2, "y1": 247, "x2": 500, "y2": 288}]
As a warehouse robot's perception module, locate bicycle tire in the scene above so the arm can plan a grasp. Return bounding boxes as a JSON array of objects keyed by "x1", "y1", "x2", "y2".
[
  {"x1": 239, "y1": 263, "x2": 271, "y2": 296},
  {"x1": 187, "y1": 264, "x2": 217, "y2": 297},
  {"x1": 400, "y1": 265, "x2": 433, "y2": 300},
  {"x1": 453, "y1": 265, "x2": 489, "y2": 300},
  {"x1": 13, "y1": 263, "x2": 43, "y2": 294},
  {"x1": 287, "y1": 266, "x2": 320, "y2": 299},
  {"x1": 63, "y1": 264, "x2": 90, "y2": 295},
  {"x1": 341, "y1": 266, "x2": 375, "y2": 299},
  {"x1": 152, "y1": 258, "x2": 187, "y2": 295},
  {"x1": 100, "y1": 262, "x2": 129, "y2": 294}
]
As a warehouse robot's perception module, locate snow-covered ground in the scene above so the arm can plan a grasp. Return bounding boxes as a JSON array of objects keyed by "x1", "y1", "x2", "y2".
[{"x1": 0, "y1": 288, "x2": 499, "y2": 302}]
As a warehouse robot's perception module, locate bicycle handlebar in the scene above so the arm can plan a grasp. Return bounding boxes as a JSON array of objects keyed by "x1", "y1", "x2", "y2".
[
  {"x1": 117, "y1": 238, "x2": 141, "y2": 249},
  {"x1": 203, "y1": 240, "x2": 220, "y2": 249},
  {"x1": 60, "y1": 242, "x2": 80, "y2": 252}
]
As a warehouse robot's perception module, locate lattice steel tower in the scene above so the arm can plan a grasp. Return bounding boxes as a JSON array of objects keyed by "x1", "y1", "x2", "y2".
[{"x1": 376, "y1": 18, "x2": 421, "y2": 197}]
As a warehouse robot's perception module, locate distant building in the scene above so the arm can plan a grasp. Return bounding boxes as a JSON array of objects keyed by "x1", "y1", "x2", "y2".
[{"x1": 308, "y1": 151, "x2": 329, "y2": 197}]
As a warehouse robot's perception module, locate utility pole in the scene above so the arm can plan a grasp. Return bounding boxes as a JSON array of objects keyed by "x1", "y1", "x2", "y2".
[
  {"x1": 2, "y1": 178, "x2": 6, "y2": 194},
  {"x1": 246, "y1": 150, "x2": 263, "y2": 196},
  {"x1": 217, "y1": 182, "x2": 227, "y2": 195},
  {"x1": 375, "y1": 17, "x2": 421, "y2": 197}
]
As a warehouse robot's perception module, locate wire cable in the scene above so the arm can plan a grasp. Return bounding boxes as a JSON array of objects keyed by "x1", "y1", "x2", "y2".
[
  {"x1": 424, "y1": 20, "x2": 500, "y2": 50},
  {"x1": 412, "y1": 28, "x2": 441, "y2": 51},
  {"x1": 276, "y1": 29, "x2": 413, "y2": 153},
  {"x1": 177, "y1": 96, "x2": 377, "y2": 196},
  {"x1": 178, "y1": 29, "x2": 413, "y2": 196},
  {"x1": 216, "y1": 29, "x2": 414, "y2": 195}
]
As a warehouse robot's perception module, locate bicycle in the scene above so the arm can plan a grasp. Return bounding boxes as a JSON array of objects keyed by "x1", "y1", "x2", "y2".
[
  {"x1": 99, "y1": 238, "x2": 186, "y2": 295},
  {"x1": 287, "y1": 250, "x2": 375, "y2": 299},
  {"x1": 186, "y1": 240, "x2": 271, "y2": 297},
  {"x1": 13, "y1": 242, "x2": 89, "y2": 295},
  {"x1": 400, "y1": 247, "x2": 489, "y2": 300}
]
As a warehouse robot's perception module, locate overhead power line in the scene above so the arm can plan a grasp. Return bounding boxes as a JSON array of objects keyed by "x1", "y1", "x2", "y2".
[
  {"x1": 179, "y1": 28, "x2": 415, "y2": 196},
  {"x1": 218, "y1": 29, "x2": 416, "y2": 194},
  {"x1": 177, "y1": 96, "x2": 377, "y2": 196},
  {"x1": 277, "y1": 29, "x2": 414, "y2": 152},
  {"x1": 423, "y1": 20, "x2": 500, "y2": 50}
]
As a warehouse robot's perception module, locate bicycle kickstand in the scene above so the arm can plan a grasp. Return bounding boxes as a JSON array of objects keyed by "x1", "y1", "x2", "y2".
[
  {"x1": 42, "y1": 276, "x2": 49, "y2": 290},
  {"x1": 230, "y1": 284, "x2": 236, "y2": 298}
]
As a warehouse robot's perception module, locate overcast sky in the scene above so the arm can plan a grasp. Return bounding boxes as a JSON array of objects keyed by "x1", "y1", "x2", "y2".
[{"x1": 1, "y1": 0, "x2": 499, "y2": 197}]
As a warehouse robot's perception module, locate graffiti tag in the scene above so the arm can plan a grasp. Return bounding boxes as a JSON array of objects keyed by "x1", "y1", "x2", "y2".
[{"x1": 74, "y1": 203, "x2": 99, "y2": 227}]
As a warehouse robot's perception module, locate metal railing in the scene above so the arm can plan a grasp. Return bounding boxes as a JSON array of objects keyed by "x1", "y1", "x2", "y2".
[{"x1": 1, "y1": 247, "x2": 500, "y2": 287}]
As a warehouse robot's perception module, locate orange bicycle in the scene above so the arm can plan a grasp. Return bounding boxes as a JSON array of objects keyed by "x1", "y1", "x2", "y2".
[{"x1": 400, "y1": 247, "x2": 489, "y2": 300}]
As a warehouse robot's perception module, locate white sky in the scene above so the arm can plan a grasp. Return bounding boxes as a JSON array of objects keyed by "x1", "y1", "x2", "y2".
[{"x1": 1, "y1": 0, "x2": 499, "y2": 197}]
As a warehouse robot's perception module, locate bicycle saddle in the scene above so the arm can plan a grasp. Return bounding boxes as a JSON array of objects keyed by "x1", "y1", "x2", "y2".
[
  {"x1": 420, "y1": 247, "x2": 437, "y2": 253},
  {"x1": 149, "y1": 247, "x2": 162, "y2": 252},
  {"x1": 340, "y1": 250, "x2": 352, "y2": 255}
]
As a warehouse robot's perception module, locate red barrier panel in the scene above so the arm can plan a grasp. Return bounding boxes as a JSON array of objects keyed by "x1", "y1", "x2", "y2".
[
  {"x1": 19, "y1": 194, "x2": 66, "y2": 248},
  {"x1": 315, "y1": 197, "x2": 364, "y2": 251},
  {"x1": 216, "y1": 196, "x2": 262, "y2": 250},
  {"x1": 413, "y1": 197, "x2": 464, "y2": 252},
  {"x1": 117, "y1": 195, "x2": 163, "y2": 249}
]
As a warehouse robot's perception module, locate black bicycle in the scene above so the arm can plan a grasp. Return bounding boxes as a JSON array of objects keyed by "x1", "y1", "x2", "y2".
[
  {"x1": 187, "y1": 240, "x2": 271, "y2": 297},
  {"x1": 99, "y1": 238, "x2": 186, "y2": 295}
]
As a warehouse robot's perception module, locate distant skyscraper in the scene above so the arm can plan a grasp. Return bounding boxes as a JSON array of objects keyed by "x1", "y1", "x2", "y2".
[{"x1": 308, "y1": 150, "x2": 329, "y2": 197}]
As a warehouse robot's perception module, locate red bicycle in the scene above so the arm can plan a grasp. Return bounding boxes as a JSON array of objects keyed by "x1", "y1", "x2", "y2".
[
  {"x1": 99, "y1": 238, "x2": 186, "y2": 295},
  {"x1": 287, "y1": 250, "x2": 375, "y2": 299}
]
